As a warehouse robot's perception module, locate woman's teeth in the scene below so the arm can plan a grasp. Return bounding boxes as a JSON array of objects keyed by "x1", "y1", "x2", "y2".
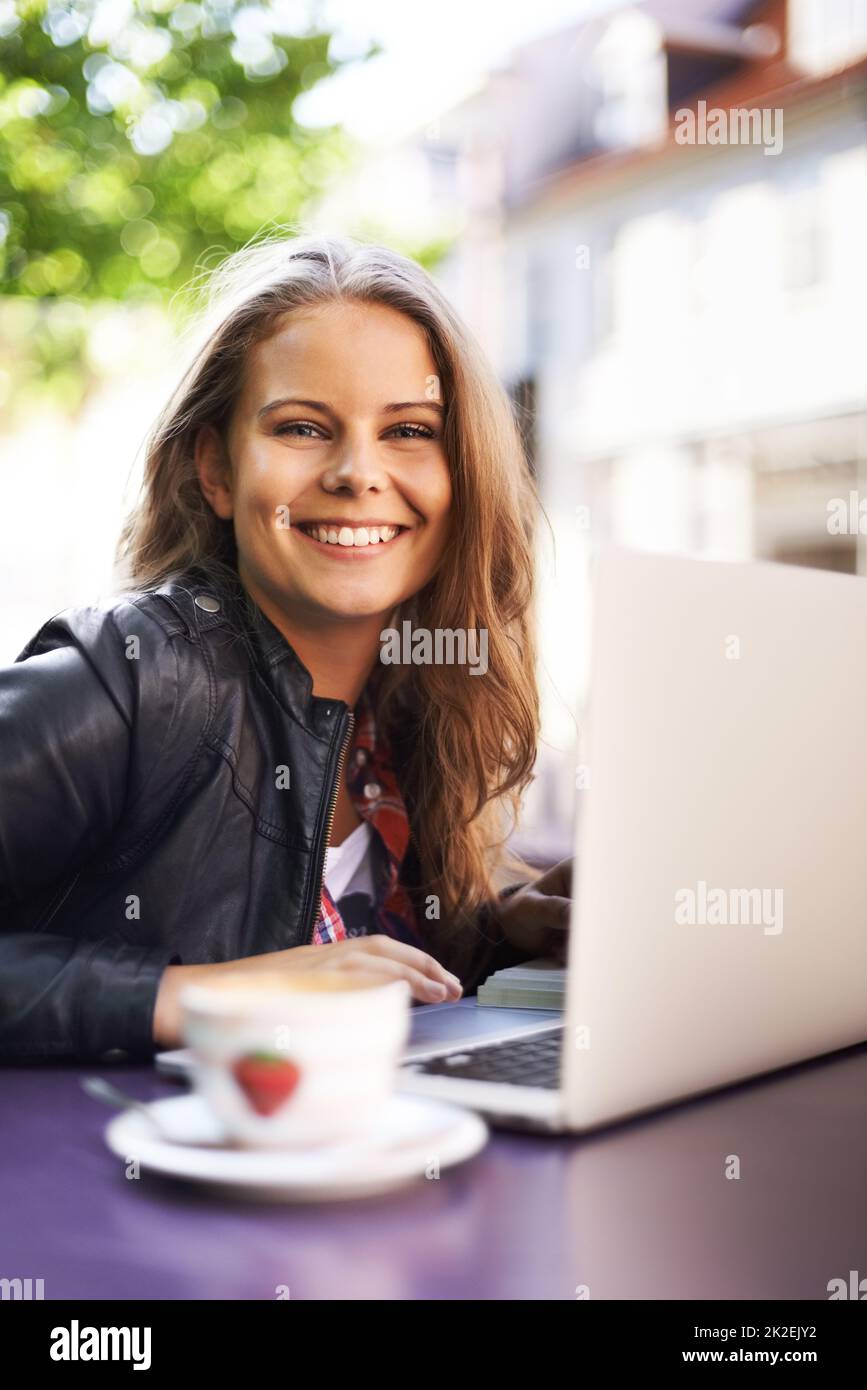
[{"x1": 298, "y1": 524, "x2": 401, "y2": 547}]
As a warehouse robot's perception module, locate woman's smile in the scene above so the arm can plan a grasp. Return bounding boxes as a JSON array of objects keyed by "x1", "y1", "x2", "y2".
[{"x1": 292, "y1": 517, "x2": 413, "y2": 556}]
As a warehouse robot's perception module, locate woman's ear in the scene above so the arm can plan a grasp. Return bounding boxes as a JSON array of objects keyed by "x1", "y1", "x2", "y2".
[{"x1": 194, "y1": 423, "x2": 234, "y2": 520}]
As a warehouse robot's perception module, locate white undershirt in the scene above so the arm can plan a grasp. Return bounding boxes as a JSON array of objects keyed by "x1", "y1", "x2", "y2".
[{"x1": 323, "y1": 818, "x2": 375, "y2": 903}]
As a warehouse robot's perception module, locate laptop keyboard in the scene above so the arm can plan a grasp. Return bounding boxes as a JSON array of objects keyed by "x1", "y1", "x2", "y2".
[{"x1": 408, "y1": 1026, "x2": 564, "y2": 1089}]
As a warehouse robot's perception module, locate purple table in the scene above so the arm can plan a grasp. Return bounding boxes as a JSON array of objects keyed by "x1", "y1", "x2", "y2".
[{"x1": 2, "y1": 1044, "x2": 866, "y2": 1300}]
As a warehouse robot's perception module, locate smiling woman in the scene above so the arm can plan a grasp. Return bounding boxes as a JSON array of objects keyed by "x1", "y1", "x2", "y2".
[
  {"x1": 0, "y1": 229, "x2": 571, "y2": 1062},
  {"x1": 192, "y1": 296, "x2": 454, "y2": 642}
]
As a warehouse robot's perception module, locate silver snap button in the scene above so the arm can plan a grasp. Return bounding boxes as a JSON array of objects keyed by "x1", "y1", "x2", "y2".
[
  {"x1": 355, "y1": 749, "x2": 368, "y2": 763},
  {"x1": 364, "y1": 781, "x2": 381, "y2": 799},
  {"x1": 194, "y1": 594, "x2": 221, "y2": 613}
]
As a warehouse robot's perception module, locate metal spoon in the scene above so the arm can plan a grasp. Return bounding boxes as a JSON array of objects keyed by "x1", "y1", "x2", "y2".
[{"x1": 81, "y1": 1076, "x2": 224, "y2": 1146}]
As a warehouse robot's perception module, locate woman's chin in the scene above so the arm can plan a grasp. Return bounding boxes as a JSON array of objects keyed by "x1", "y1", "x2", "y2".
[{"x1": 305, "y1": 593, "x2": 402, "y2": 624}]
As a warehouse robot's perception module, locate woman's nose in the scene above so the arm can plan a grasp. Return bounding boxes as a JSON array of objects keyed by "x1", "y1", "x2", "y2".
[{"x1": 323, "y1": 437, "x2": 389, "y2": 490}]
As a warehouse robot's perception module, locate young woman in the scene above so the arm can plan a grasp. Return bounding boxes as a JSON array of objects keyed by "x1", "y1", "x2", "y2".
[{"x1": 0, "y1": 231, "x2": 571, "y2": 1063}]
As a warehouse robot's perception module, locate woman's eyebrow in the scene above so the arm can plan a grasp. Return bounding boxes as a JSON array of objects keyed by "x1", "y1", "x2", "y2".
[
  {"x1": 382, "y1": 400, "x2": 444, "y2": 416},
  {"x1": 257, "y1": 396, "x2": 444, "y2": 420}
]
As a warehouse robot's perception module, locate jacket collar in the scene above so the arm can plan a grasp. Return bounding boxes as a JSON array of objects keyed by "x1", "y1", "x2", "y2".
[{"x1": 158, "y1": 565, "x2": 349, "y2": 736}]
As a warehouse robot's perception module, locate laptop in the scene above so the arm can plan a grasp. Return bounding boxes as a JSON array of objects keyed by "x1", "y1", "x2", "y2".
[
  {"x1": 159, "y1": 548, "x2": 867, "y2": 1134},
  {"x1": 155, "y1": 995, "x2": 561, "y2": 1079},
  {"x1": 397, "y1": 547, "x2": 867, "y2": 1131}
]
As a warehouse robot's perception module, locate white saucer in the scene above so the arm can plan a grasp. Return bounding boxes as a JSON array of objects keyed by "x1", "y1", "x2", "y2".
[{"x1": 104, "y1": 1092, "x2": 489, "y2": 1201}]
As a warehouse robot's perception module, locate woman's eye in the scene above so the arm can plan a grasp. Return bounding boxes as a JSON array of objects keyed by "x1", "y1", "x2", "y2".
[
  {"x1": 273, "y1": 421, "x2": 323, "y2": 438},
  {"x1": 387, "y1": 423, "x2": 436, "y2": 440}
]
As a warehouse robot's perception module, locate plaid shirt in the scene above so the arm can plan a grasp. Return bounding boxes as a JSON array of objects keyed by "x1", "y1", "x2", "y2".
[{"x1": 312, "y1": 682, "x2": 425, "y2": 949}]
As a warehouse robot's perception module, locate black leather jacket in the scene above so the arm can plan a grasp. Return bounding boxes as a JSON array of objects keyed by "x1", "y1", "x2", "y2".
[{"x1": 0, "y1": 568, "x2": 529, "y2": 1062}]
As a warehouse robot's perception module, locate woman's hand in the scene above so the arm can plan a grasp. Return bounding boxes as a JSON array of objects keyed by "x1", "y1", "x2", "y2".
[
  {"x1": 496, "y1": 857, "x2": 573, "y2": 963},
  {"x1": 153, "y1": 938, "x2": 463, "y2": 1049}
]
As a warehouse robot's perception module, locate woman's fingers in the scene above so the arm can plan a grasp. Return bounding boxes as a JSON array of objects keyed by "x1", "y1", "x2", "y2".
[
  {"x1": 348, "y1": 935, "x2": 462, "y2": 995},
  {"x1": 526, "y1": 892, "x2": 571, "y2": 932},
  {"x1": 284, "y1": 936, "x2": 462, "y2": 1003},
  {"x1": 532, "y1": 856, "x2": 573, "y2": 898},
  {"x1": 497, "y1": 885, "x2": 572, "y2": 954},
  {"x1": 502, "y1": 890, "x2": 571, "y2": 934},
  {"x1": 343, "y1": 949, "x2": 456, "y2": 1003}
]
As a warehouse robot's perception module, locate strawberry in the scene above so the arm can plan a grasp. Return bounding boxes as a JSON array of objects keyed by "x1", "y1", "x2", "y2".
[{"x1": 232, "y1": 1052, "x2": 301, "y2": 1116}]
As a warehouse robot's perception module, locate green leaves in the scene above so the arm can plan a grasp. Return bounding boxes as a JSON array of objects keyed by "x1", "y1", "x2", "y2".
[
  {"x1": 0, "y1": 1, "x2": 355, "y2": 299},
  {"x1": 0, "y1": 1, "x2": 375, "y2": 412}
]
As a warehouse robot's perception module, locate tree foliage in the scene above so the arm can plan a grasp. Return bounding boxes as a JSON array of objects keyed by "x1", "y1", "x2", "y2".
[
  {"x1": 0, "y1": 0, "x2": 366, "y2": 299},
  {"x1": 0, "y1": 0, "x2": 380, "y2": 416}
]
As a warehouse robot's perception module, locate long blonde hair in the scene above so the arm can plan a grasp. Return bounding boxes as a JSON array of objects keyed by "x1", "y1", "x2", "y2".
[{"x1": 117, "y1": 228, "x2": 543, "y2": 969}]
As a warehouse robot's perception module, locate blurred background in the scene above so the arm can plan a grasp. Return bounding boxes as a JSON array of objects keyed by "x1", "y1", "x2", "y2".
[{"x1": 2, "y1": 0, "x2": 866, "y2": 863}]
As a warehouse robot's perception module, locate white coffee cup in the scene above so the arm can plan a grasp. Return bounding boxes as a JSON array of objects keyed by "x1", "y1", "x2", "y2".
[{"x1": 180, "y1": 971, "x2": 412, "y2": 1149}]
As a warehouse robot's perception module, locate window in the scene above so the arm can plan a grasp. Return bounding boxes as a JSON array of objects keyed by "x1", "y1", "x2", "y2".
[
  {"x1": 526, "y1": 254, "x2": 550, "y2": 364},
  {"x1": 783, "y1": 184, "x2": 824, "y2": 291},
  {"x1": 591, "y1": 9, "x2": 668, "y2": 149},
  {"x1": 789, "y1": 0, "x2": 867, "y2": 75},
  {"x1": 589, "y1": 226, "x2": 618, "y2": 345},
  {"x1": 507, "y1": 376, "x2": 537, "y2": 478}
]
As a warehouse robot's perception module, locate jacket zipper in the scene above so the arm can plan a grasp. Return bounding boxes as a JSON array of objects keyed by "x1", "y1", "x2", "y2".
[{"x1": 307, "y1": 709, "x2": 355, "y2": 943}]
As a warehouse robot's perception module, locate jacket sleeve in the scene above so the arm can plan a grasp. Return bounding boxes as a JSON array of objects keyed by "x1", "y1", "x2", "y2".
[{"x1": 0, "y1": 604, "x2": 179, "y2": 1062}]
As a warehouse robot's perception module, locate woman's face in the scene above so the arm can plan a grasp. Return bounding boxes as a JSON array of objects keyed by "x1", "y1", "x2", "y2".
[{"x1": 196, "y1": 299, "x2": 453, "y2": 626}]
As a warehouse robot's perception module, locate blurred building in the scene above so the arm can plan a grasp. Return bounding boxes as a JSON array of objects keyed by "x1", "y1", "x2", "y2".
[{"x1": 419, "y1": 0, "x2": 867, "y2": 860}]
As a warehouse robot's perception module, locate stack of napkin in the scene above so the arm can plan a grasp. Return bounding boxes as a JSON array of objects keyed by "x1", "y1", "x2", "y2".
[{"x1": 477, "y1": 958, "x2": 566, "y2": 1010}]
